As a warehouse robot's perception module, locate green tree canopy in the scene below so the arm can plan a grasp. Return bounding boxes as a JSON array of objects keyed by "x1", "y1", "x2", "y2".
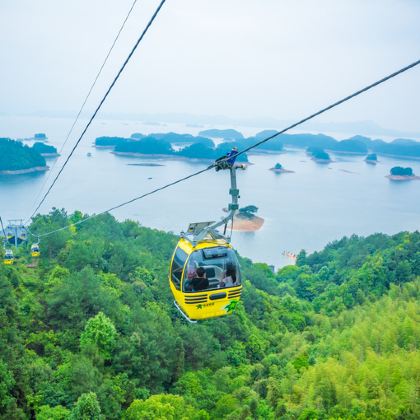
[
  {"x1": 80, "y1": 312, "x2": 118, "y2": 359},
  {"x1": 70, "y1": 392, "x2": 101, "y2": 420}
]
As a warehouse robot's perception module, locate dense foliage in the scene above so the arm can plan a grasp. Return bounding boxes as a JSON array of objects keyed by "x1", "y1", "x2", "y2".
[
  {"x1": 0, "y1": 138, "x2": 46, "y2": 171},
  {"x1": 1, "y1": 210, "x2": 418, "y2": 419}
]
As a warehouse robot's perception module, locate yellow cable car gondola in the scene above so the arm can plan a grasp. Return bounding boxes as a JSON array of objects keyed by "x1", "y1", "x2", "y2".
[
  {"x1": 3, "y1": 249, "x2": 14, "y2": 265},
  {"x1": 169, "y1": 151, "x2": 244, "y2": 322},
  {"x1": 31, "y1": 243, "x2": 40, "y2": 258}
]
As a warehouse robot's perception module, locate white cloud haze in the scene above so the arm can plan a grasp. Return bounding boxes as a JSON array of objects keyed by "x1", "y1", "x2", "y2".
[{"x1": 1, "y1": 0, "x2": 420, "y2": 132}]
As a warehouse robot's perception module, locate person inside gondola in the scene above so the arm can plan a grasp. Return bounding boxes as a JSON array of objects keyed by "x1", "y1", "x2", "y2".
[
  {"x1": 184, "y1": 272, "x2": 194, "y2": 292},
  {"x1": 220, "y1": 263, "x2": 237, "y2": 288},
  {"x1": 191, "y1": 267, "x2": 209, "y2": 291}
]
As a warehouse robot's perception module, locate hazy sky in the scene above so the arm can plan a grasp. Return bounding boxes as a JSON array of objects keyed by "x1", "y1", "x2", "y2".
[{"x1": 1, "y1": 0, "x2": 420, "y2": 132}]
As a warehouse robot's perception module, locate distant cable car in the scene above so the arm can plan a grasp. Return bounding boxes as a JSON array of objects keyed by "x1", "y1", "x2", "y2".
[
  {"x1": 5, "y1": 221, "x2": 27, "y2": 247},
  {"x1": 3, "y1": 249, "x2": 14, "y2": 265},
  {"x1": 169, "y1": 150, "x2": 244, "y2": 322},
  {"x1": 31, "y1": 243, "x2": 40, "y2": 258}
]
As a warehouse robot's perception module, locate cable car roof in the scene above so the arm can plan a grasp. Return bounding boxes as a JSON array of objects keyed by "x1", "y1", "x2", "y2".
[{"x1": 177, "y1": 237, "x2": 232, "y2": 255}]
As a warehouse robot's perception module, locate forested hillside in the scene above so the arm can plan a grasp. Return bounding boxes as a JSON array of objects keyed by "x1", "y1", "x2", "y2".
[{"x1": 1, "y1": 210, "x2": 419, "y2": 419}]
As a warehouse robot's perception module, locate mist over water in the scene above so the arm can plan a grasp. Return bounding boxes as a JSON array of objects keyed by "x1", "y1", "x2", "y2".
[{"x1": 1, "y1": 116, "x2": 419, "y2": 268}]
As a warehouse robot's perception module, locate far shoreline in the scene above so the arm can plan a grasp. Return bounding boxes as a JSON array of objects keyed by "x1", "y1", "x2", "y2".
[
  {"x1": 41, "y1": 153, "x2": 60, "y2": 158},
  {"x1": 386, "y1": 175, "x2": 420, "y2": 181},
  {"x1": 269, "y1": 168, "x2": 294, "y2": 174},
  {"x1": 311, "y1": 157, "x2": 332, "y2": 164},
  {"x1": 0, "y1": 166, "x2": 49, "y2": 175}
]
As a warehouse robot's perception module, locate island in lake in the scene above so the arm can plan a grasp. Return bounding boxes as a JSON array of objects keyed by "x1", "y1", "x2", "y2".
[
  {"x1": 95, "y1": 130, "x2": 420, "y2": 165},
  {"x1": 201, "y1": 130, "x2": 420, "y2": 159},
  {"x1": 32, "y1": 142, "x2": 59, "y2": 157},
  {"x1": 386, "y1": 166, "x2": 420, "y2": 181},
  {"x1": 95, "y1": 134, "x2": 249, "y2": 163},
  {"x1": 230, "y1": 205, "x2": 264, "y2": 231},
  {"x1": 34, "y1": 132, "x2": 47, "y2": 141},
  {"x1": 269, "y1": 163, "x2": 294, "y2": 173},
  {"x1": 365, "y1": 153, "x2": 378, "y2": 164},
  {"x1": 248, "y1": 132, "x2": 420, "y2": 159},
  {"x1": 0, "y1": 138, "x2": 50, "y2": 175},
  {"x1": 18, "y1": 132, "x2": 48, "y2": 142},
  {"x1": 307, "y1": 147, "x2": 332, "y2": 164}
]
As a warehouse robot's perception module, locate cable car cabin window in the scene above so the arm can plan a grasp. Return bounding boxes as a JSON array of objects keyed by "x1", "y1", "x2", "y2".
[
  {"x1": 183, "y1": 247, "x2": 241, "y2": 293},
  {"x1": 171, "y1": 247, "x2": 187, "y2": 290}
]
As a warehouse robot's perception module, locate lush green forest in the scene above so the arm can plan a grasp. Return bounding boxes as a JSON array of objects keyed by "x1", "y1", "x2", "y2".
[
  {"x1": 0, "y1": 138, "x2": 46, "y2": 171},
  {"x1": 1, "y1": 210, "x2": 418, "y2": 419}
]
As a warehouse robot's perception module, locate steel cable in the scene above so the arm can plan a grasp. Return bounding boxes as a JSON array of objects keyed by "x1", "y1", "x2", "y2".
[{"x1": 27, "y1": 0, "x2": 167, "y2": 221}]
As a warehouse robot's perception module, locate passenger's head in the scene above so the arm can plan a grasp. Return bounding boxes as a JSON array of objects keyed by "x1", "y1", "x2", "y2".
[
  {"x1": 225, "y1": 263, "x2": 237, "y2": 282},
  {"x1": 226, "y1": 263, "x2": 235, "y2": 276},
  {"x1": 196, "y1": 267, "x2": 205, "y2": 277}
]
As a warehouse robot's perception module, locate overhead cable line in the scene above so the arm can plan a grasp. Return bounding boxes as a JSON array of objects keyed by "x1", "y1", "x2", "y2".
[
  {"x1": 30, "y1": 166, "x2": 211, "y2": 239},
  {"x1": 27, "y1": 0, "x2": 167, "y2": 222},
  {"x1": 29, "y1": 58, "x2": 420, "y2": 239},
  {"x1": 25, "y1": 0, "x2": 139, "y2": 224}
]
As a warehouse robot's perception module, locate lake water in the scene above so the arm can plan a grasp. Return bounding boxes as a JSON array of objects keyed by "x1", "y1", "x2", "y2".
[{"x1": 1, "y1": 116, "x2": 419, "y2": 268}]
